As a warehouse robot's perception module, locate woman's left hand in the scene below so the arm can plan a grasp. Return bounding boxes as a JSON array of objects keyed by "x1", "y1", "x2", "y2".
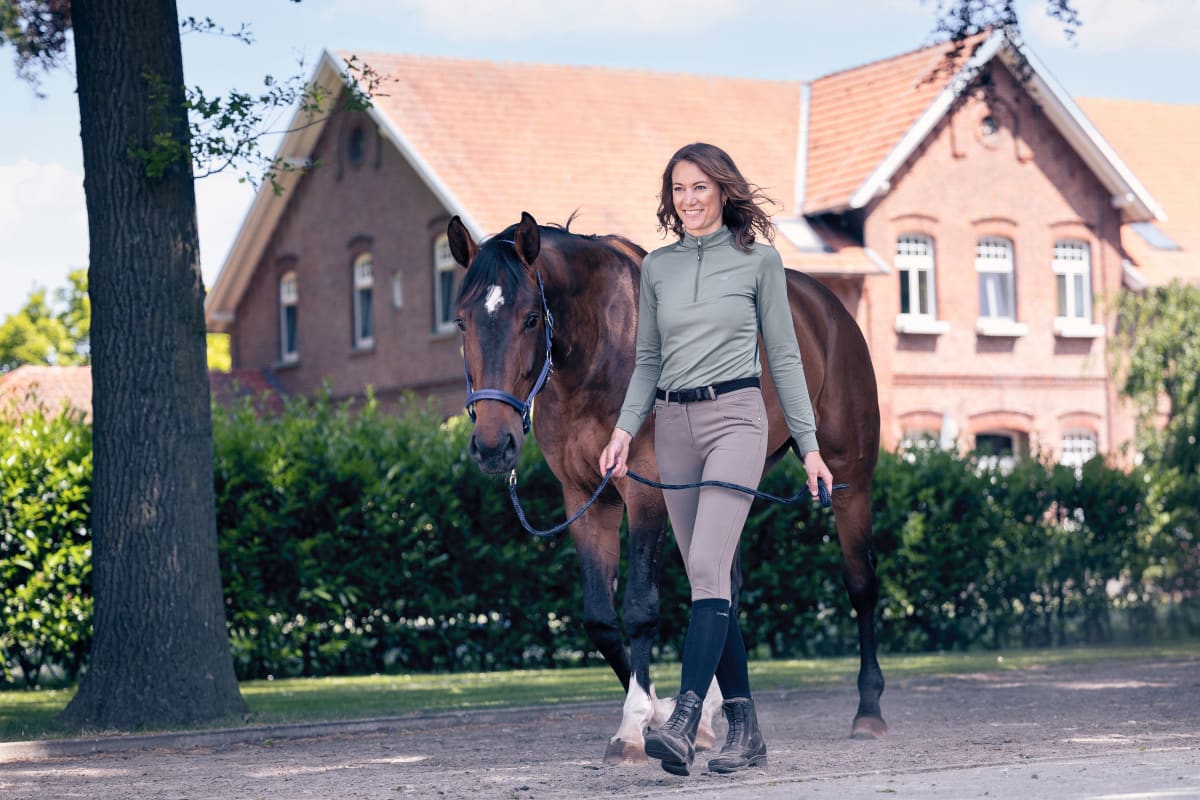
[{"x1": 802, "y1": 450, "x2": 834, "y2": 503}]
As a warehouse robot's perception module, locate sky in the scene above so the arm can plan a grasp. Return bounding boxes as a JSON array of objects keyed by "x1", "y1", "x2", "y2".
[{"x1": 1, "y1": 0, "x2": 1198, "y2": 320}]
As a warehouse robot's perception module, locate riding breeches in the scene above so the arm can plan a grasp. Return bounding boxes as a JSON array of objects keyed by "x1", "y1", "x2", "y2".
[{"x1": 653, "y1": 387, "x2": 769, "y2": 601}]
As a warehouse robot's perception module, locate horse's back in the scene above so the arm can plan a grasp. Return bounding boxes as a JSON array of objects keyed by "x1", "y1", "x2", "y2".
[{"x1": 763, "y1": 271, "x2": 881, "y2": 471}]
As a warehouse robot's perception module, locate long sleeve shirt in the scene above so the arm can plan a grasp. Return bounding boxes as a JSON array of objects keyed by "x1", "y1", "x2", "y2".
[{"x1": 615, "y1": 225, "x2": 820, "y2": 455}]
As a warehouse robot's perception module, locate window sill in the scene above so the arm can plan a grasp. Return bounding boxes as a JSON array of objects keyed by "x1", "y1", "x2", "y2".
[
  {"x1": 894, "y1": 315, "x2": 950, "y2": 335},
  {"x1": 274, "y1": 356, "x2": 300, "y2": 370},
  {"x1": 350, "y1": 342, "x2": 376, "y2": 357},
  {"x1": 976, "y1": 319, "x2": 1028, "y2": 337},
  {"x1": 1053, "y1": 318, "x2": 1105, "y2": 338}
]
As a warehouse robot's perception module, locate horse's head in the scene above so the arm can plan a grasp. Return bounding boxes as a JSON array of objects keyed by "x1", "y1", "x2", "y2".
[{"x1": 448, "y1": 211, "x2": 551, "y2": 474}]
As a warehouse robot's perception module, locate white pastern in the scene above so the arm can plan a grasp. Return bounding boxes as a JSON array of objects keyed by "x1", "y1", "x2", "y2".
[
  {"x1": 611, "y1": 680, "x2": 656, "y2": 746},
  {"x1": 484, "y1": 284, "x2": 505, "y2": 316},
  {"x1": 696, "y1": 678, "x2": 724, "y2": 750}
]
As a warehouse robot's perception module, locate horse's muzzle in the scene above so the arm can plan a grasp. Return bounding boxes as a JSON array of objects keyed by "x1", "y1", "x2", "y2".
[{"x1": 469, "y1": 431, "x2": 519, "y2": 474}]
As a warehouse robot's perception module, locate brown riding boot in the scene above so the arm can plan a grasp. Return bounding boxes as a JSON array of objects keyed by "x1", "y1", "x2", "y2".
[
  {"x1": 707, "y1": 696, "x2": 767, "y2": 773},
  {"x1": 644, "y1": 690, "x2": 704, "y2": 776}
]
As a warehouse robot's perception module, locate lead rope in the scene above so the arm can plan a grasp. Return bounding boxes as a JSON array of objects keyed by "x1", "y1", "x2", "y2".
[{"x1": 507, "y1": 467, "x2": 849, "y2": 539}]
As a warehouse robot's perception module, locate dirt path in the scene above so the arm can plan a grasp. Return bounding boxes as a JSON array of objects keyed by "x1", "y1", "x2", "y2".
[{"x1": 2, "y1": 655, "x2": 1198, "y2": 799}]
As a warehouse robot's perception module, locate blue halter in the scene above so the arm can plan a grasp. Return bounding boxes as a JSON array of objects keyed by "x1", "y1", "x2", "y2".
[{"x1": 463, "y1": 269, "x2": 555, "y2": 435}]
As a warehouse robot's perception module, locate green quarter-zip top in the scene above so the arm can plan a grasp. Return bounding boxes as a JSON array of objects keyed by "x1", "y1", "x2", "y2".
[{"x1": 615, "y1": 226, "x2": 820, "y2": 455}]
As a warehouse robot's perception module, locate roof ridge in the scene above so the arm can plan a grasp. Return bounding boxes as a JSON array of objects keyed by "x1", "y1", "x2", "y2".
[
  {"x1": 811, "y1": 31, "x2": 991, "y2": 84},
  {"x1": 337, "y1": 49, "x2": 803, "y2": 88}
]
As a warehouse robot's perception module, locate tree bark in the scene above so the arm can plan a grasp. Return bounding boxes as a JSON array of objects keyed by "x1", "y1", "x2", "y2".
[{"x1": 59, "y1": 0, "x2": 246, "y2": 728}]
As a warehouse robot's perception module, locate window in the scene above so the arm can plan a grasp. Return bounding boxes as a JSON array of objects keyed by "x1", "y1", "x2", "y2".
[
  {"x1": 279, "y1": 272, "x2": 298, "y2": 363},
  {"x1": 1053, "y1": 240, "x2": 1091, "y2": 320},
  {"x1": 897, "y1": 234, "x2": 935, "y2": 316},
  {"x1": 1059, "y1": 429, "x2": 1098, "y2": 472},
  {"x1": 899, "y1": 429, "x2": 938, "y2": 463},
  {"x1": 894, "y1": 234, "x2": 948, "y2": 334},
  {"x1": 976, "y1": 237, "x2": 1015, "y2": 320},
  {"x1": 433, "y1": 234, "x2": 458, "y2": 334},
  {"x1": 353, "y1": 253, "x2": 374, "y2": 349},
  {"x1": 975, "y1": 432, "x2": 1023, "y2": 474},
  {"x1": 975, "y1": 237, "x2": 1027, "y2": 336}
]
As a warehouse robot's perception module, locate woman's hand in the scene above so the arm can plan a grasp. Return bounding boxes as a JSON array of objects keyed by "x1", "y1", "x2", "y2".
[
  {"x1": 803, "y1": 450, "x2": 834, "y2": 503},
  {"x1": 599, "y1": 429, "x2": 633, "y2": 479}
]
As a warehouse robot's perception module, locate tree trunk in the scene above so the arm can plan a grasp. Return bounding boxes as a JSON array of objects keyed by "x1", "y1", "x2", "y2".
[{"x1": 59, "y1": 0, "x2": 246, "y2": 728}]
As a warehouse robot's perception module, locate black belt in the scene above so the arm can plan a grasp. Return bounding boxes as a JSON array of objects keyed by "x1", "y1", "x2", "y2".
[{"x1": 655, "y1": 376, "x2": 760, "y2": 404}]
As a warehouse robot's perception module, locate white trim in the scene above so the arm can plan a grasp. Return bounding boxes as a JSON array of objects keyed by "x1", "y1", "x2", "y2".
[
  {"x1": 895, "y1": 315, "x2": 950, "y2": 335},
  {"x1": 976, "y1": 318, "x2": 1028, "y2": 337},
  {"x1": 205, "y1": 50, "x2": 485, "y2": 331},
  {"x1": 795, "y1": 83, "x2": 811, "y2": 212},
  {"x1": 863, "y1": 246, "x2": 892, "y2": 274},
  {"x1": 999, "y1": 42, "x2": 1164, "y2": 223},
  {"x1": 849, "y1": 30, "x2": 1006, "y2": 210},
  {"x1": 1053, "y1": 318, "x2": 1105, "y2": 338},
  {"x1": 844, "y1": 31, "x2": 1162, "y2": 223}
]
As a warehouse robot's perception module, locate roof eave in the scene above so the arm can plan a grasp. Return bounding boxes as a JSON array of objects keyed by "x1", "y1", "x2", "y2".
[
  {"x1": 848, "y1": 30, "x2": 1007, "y2": 210},
  {"x1": 996, "y1": 42, "x2": 1165, "y2": 224},
  {"x1": 204, "y1": 50, "x2": 486, "y2": 330}
]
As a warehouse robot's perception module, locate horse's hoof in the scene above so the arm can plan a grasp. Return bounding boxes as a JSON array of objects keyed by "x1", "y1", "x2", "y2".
[
  {"x1": 603, "y1": 738, "x2": 649, "y2": 766},
  {"x1": 694, "y1": 727, "x2": 718, "y2": 752},
  {"x1": 851, "y1": 715, "x2": 889, "y2": 739}
]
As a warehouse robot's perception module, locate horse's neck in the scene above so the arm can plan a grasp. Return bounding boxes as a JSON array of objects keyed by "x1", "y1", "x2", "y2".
[{"x1": 542, "y1": 243, "x2": 638, "y2": 378}]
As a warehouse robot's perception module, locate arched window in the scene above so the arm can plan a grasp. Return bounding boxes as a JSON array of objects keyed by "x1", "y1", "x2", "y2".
[
  {"x1": 279, "y1": 271, "x2": 298, "y2": 363},
  {"x1": 976, "y1": 237, "x2": 1015, "y2": 321},
  {"x1": 1059, "y1": 429, "x2": 1098, "y2": 471},
  {"x1": 897, "y1": 234, "x2": 936, "y2": 318},
  {"x1": 433, "y1": 234, "x2": 458, "y2": 334},
  {"x1": 1053, "y1": 240, "x2": 1091, "y2": 321},
  {"x1": 353, "y1": 253, "x2": 374, "y2": 349}
]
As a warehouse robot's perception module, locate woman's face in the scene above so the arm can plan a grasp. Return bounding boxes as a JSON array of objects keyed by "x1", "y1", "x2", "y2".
[{"x1": 671, "y1": 160, "x2": 725, "y2": 237}]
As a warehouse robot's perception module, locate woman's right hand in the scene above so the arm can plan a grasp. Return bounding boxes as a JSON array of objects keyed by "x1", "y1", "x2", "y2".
[{"x1": 599, "y1": 429, "x2": 633, "y2": 479}]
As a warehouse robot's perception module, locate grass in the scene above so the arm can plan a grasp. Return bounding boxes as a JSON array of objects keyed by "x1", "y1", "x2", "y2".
[{"x1": 2, "y1": 640, "x2": 1196, "y2": 743}]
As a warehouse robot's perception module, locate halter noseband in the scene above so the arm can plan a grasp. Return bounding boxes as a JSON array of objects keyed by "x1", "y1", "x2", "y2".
[{"x1": 463, "y1": 267, "x2": 555, "y2": 435}]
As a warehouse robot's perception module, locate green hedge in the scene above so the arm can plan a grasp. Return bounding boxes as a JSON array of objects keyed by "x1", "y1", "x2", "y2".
[
  {"x1": 2, "y1": 392, "x2": 1196, "y2": 687},
  {"x1": 0, "y1": 406, "x2": 92, "y2": 687}
]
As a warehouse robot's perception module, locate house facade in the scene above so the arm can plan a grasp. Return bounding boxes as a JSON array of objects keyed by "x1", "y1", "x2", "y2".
[{"x1": 206, "y1": 32, "x2": 1196, "y2": 466}]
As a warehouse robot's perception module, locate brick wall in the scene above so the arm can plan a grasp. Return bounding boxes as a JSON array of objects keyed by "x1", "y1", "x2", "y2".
[{"x1": 861, "y1": 62, "x2": 1130, "y2": 459}]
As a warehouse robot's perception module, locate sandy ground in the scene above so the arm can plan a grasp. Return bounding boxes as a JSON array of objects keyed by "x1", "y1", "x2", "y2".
[{"x1": 2, "y1": 655, "x2": 1198, "y2": 800}]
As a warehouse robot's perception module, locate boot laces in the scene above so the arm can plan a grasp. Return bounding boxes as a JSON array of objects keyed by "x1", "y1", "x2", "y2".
[
  {"x1": 665, "y1": 695, "x2": 700, "y2": 733},
  {"x1": 722, "y1": 702, "x2": 747, "y2": 748}
]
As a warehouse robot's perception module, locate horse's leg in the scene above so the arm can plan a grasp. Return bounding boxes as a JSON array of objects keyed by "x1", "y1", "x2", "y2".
[
  {"x1": 603, "y1": 490, "x2": 668, "y2": 765},
  {"x1": 568, "y1": 493, "x2": 632, "y2": 691},
  {"x1": 833, "y1": 484, "x2": 888, "y2": 738}
]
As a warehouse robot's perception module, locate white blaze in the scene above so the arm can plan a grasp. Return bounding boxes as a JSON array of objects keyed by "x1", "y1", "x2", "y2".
[{"x1": 484, "y1": 284, "x2": 505, "y2": 316}]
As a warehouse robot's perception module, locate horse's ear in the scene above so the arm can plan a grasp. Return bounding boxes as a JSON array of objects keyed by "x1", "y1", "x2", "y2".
[
  {"x1": 514, "y1": 211, "x2": 541, "y2": 267},
  {"x1": 447, "y1": 215, "x2": 478, "y2": 269}
]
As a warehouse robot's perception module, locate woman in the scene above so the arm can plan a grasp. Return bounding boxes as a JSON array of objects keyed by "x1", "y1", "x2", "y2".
[{"x1": 598, "y1": 142, "x2": 833, "y2": 776}]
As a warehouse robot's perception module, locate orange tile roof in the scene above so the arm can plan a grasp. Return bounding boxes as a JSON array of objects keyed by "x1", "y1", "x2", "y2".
[
  {"x1": 804, "y1": 35, "x2": 987, "y2": 214},
  {"x1": 0, "y1": 366, "x2": 284, "y2": 422},
  {"x1": 352, "y1": 53, "x2": 877, "y2": 273},
  {"x1": 0, "y1": 365, "x2": 92, "y2": 421},
  {"x1": 1077, "y1": 98, "x2": 1200, "y2": 287}
]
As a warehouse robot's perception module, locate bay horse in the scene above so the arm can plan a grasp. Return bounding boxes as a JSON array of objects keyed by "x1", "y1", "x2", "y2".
[{"x1": 447, "y1": 211, "x2": 886, "y2": 764}]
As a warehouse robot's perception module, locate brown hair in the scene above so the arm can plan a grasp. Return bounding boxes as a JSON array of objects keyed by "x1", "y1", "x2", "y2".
[{"x1": 656, "y1": 142, "x2": 777, "y2": 253}]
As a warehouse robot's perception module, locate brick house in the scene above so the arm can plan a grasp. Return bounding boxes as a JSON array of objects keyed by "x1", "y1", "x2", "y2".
[{"x1": 205, "y1": 31, "x2": 1196, "y2": 465}]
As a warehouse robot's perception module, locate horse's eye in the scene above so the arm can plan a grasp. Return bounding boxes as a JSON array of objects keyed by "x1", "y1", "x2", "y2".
[
  {"x1": 454, "y1": 317, "x2": 466, "y2": 332},
  {"x1": 524, "y1": 313, "x2": 540, "y2": 331}
]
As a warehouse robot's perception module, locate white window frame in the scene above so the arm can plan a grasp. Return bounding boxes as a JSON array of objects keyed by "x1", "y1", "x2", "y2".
[
  {"x1": 975, "y1": 237, "x2": 1028, "y2": 336},
  {"x1": 1059, "y1": 429, "x2": 1098, "y2": 472},
  {"x1": 279, "y1": 271, "x2": 299, "y2": 364},
  {"x1": 353, "y1": 253, "x2": 375, "y2": 350},
  {"x1": 433, "y1": 234, "x2": 458, "y2": 335},
  {"x1": 894, "y1": 234, "x2": 948, "y2": 334},
  {"x1": 1052, "y1": 240, "x2": 1105, "y2": 338}
]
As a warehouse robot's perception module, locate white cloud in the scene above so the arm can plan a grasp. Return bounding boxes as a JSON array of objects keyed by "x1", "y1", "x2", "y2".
[
  {"x1": 0, "y1": 161, "x2": 88, "y2": 319},
  {"x1": 1023, "y1": 0, "x2": 1200, "y2": 53},
  {"x1": 380, "y1": 0, "x2": 742, "y2": 38}
]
